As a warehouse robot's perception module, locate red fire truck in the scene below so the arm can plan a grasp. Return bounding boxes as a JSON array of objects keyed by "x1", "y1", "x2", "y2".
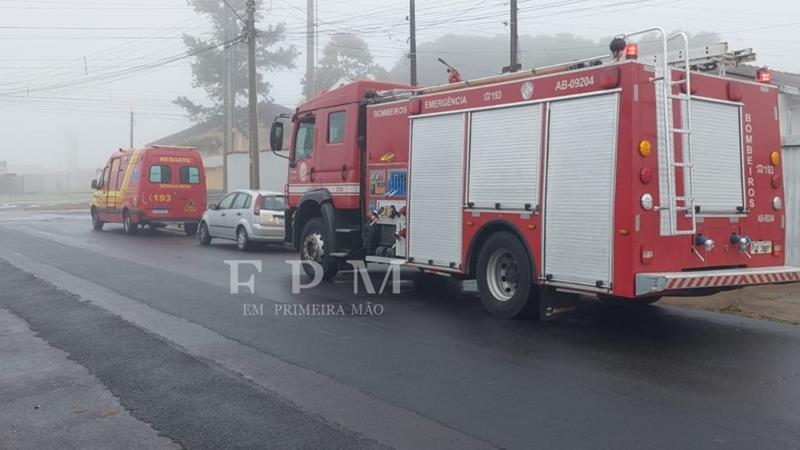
[{"x1": 270, "y1": 28, "x2": 800, "y2": 319}]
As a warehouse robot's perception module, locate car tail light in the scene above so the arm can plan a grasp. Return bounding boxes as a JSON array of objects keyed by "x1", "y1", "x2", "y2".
[
  {"x1": 772, "y1": 174, "x2": 782, "y2": 189},
  {"x1": 254, "y1": 194, "x2": 262, "y2": 215},
  {"x1": 641, "y1": 246, "x2": 654, "y2": 265},
  {"x1": 773, "y1": 243, "x2": 783, "y2": 258}
]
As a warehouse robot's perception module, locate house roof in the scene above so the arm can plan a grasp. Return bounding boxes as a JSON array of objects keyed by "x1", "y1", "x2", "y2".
[
  {"x1": 726, "y1": 65, "x2": 800, "y2": 90},
  {"x1": 149, "y1": 103, "x2": 292, "y2": 150}
]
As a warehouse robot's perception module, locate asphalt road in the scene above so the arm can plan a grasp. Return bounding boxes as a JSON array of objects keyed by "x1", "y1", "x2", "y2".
[{"x1": 1, "y1": 210, "x2": 799, "y2": 449}]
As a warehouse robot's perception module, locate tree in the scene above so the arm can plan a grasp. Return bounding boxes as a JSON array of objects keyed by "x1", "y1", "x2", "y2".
[
  {"x1": 175, "y1": 0, "x2": 298, "y2": 124},
  {"x1": 303, "y1": 32, "x2": 388, "y2": 98}
]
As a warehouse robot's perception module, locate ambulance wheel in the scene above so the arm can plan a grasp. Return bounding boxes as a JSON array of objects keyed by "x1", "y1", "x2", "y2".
[
  {"x1": 300, "y1": 217, "x2": 338, "y2": 280},
  {"x1": 91, "y1": 208, "x2": 104, "y2": 231},
  {"x1": 476, "y1": 232, "x2": 537, "y2": 319},
  {"x1": 184, "y1": 222, "x2": 198, "y2": 236},
  {"x1": 123, "y1": 211, "x2": 138, "y2": 235},
  {"x1": 236, "y1": 226, "x2": 252, "y2": 252},
  {"x1": 198, "y1": 222, "x2": 212, "y2": 246}
]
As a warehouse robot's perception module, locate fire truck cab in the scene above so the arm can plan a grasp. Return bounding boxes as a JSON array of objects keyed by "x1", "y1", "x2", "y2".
[{"x1": 272, "y1": 28, "x2": 800, "y2": 319}]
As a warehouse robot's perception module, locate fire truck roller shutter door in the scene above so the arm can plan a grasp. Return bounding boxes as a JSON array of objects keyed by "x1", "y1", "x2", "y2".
[
  {"x1": 544, "y1": 93, "x2": 619, "y2": 289},
  {"x1": 408, "y1": 113, "x2": 466, "y2": 268},
  {"x1": 784, "y1": 148, "x2": 800, "y2": 266},
  {"x1": 468, "y1": 104, "x2": 542, "y2": 210},
  {"x1": 681, "y1": 99, "x2": 745, "y2": 214}
]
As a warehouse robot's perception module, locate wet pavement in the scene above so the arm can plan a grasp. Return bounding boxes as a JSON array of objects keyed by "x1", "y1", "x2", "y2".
[{"x1": 0, "y1": 210, "x2": 799, "y2": 449}]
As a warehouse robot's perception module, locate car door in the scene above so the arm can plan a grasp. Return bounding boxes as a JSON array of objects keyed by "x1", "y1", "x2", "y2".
[
  {"x1": 94, "y1": 164, "x2": 111, "y2": 219},
  {"x1": 210, "y1": 192, "x2": 237, "y2": 238},
  {"x1": 225, "y1": 193, "x2": 250, "y2": 238}
]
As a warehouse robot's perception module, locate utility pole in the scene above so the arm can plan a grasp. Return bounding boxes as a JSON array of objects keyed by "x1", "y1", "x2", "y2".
[
  {"x1": 503, "y1": 0, "x2": 521, "y2": 73},
  {"x1": 409, "y1": 0, "x2": 417, "y2": 86},
  {"x1": 246, "y1": 0, "x2": 260, "y2": 190},
  {"x1": 129, "y1": 106, "x2": 134, "y2": 149},
  {"x1": 306, "y1": 0, "x2": 315, "y2": 96},
  {"x1": 222, "y1": 27, "x2": 230, "y2": 193}
]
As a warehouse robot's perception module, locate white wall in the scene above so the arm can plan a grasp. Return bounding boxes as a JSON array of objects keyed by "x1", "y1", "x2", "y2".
[{"x1": 226, "y1": 151, "x2": 288, "y2": 194}]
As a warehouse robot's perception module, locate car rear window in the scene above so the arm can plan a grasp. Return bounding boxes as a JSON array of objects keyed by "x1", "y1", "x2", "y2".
[
  {"x1": 149, "y1": 165, "x2": 171, "y2": 184},
  {"x1": 179, "y1": 166, "x2": 200, "y2": 184},
  {"x1": 262, "y1": 195, "x2": 286, "y2": 211}
]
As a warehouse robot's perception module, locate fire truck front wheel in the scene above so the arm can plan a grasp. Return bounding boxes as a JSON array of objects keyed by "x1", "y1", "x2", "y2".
[
  {"x1": 300, "y1": 217, "x2": 339, "y2": 280},
  {"x1": 476, "y1": 232, "x2": 537, "y2": 319}
]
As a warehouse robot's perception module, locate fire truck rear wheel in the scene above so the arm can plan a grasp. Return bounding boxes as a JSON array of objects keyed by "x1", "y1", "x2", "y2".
[
  {"x1": 300, "y1": 217, "x2": 339, "y2": 280},
  {"x1": 476, "y1": 232, "x2": 537, "y2": 319}
]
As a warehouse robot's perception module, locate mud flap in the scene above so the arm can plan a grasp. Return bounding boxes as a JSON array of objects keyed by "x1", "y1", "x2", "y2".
[{"x1": 538, "y1": 286, "x2": 579, "y2": 321}]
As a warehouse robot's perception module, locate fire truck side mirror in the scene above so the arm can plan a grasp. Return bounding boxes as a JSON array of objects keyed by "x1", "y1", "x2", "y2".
[
  {"x1": 91, "y1": 179, "x2": 98, "y2": 190},
  {"x1": 270, "y1": 122, "x2": 285, "y2": 152}
]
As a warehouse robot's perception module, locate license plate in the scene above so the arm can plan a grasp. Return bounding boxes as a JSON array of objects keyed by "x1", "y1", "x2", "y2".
[
  {"x1": 751, "y1": 241, "x2": 772, "y2": 254},
  {"x1": 152, "y1": 209, "x2": 169, "y2": 215}
]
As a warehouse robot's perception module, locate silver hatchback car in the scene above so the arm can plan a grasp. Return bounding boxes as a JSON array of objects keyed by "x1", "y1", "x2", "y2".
[{"x1": 198, "y1": 189, "x2": 285, "y2": 251}]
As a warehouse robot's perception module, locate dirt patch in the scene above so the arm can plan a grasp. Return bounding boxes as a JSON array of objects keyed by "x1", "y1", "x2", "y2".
[{"x1": 662, "y1": 283, "x2": 800, "y2": 325}]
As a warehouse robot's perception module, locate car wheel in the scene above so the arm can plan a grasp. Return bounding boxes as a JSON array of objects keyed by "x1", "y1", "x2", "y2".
[
  {"x1": 123, "y1": 211, "x2": 138, "y2": 235},
  {"x1": 198, "y1": 222, "x2": 212, "y2": 246},
  {"x1": 184, "y1": 222, "x2": 198, "y2": 236},
  {"x1": 236, "y1": 227, "x2": 252, "y2": 252},
  {"x1": 299, "y1": 217, "x2": 339, "y2": 280},
  {"x1": 91, "y1": 209, "x2": 104, "y2": 231},
  {"x1": 476, "y1": 231, "x2": 538, "y2": 319}
]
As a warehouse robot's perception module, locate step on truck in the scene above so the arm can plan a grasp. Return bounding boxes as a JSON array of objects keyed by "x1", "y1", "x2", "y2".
[{"x1": 270, "y1": 27, "x2": 800, "y2": 319}]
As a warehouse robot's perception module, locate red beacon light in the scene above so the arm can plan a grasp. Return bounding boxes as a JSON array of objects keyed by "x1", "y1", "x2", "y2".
[
  {"x1": 756, "y1": 67, "x2": 772, "y2": 83},
  {"x1": 625, "y1": 43, "x2": 639, "y2": 60}
]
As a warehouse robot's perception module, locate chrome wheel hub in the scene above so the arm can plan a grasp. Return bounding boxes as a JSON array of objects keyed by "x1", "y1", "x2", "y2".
[
  {"x1": 486, "y1": 249, "x2": 519, "y2": 302},
  {"x1": 303, "y1": 232, "x2": 324, "y2": 262}
]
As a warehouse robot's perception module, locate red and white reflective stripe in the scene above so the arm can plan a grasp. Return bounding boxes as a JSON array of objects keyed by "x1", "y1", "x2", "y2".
[
  {"x1": 666, "y1": 270, "x2": 800, "y2": 290},
  {"x1": 287, "y1": 183, "x2": 361, "y2": 196}
]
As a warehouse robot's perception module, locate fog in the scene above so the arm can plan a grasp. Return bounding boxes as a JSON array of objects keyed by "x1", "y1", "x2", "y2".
[{"x1": 0, "y1": 0, "x2": 797, "y2": 174}]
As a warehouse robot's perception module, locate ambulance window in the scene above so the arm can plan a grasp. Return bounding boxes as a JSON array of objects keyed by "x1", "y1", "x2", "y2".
[
  {"x1": 328, "y1": 111, "x2": 346, "y2": 144},
  {"x1": 99, "y1": 166, "x2": 110, "y2": 189},
  {"x1": 109, "y1": 159, "x2": 122, "y2": 190},
  {"x1": 294, "y1": 120, "x2": 315, "y2": 160},
  {"x1": 149, "y1": 165, "x2": 171, "y2": 183},
  {"x1": 180, "y1": 166, "x2": 200, "y2": 184}
]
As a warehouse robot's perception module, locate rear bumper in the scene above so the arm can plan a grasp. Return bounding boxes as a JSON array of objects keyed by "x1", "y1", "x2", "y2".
[{"x1": 636, "y1": 266, "x2": 800, "y2": 296}]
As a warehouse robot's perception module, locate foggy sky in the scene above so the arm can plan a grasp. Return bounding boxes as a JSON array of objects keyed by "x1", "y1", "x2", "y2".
[{"x1": 0, "y1": 0, "x2": 797, "y2": 172}]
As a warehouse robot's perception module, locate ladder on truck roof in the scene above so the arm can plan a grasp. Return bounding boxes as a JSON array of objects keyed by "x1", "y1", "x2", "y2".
[{"x1": 623, "y1": 27, "x2": 696, "y2": 236}]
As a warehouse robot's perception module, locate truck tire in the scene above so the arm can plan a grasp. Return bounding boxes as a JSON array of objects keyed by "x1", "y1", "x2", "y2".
[
  {"x1": 123, "y1": 211, "x2": 138, "y2": 235},
  {"x1": 198, "y1": 222, "x2": 212, "y2": 246},
  {"x1": 184, "y1": 222, "x2": 198, "y2": 236},
  {"x1": 91, "y1": 209, "x2": 104, "y2": 231},
  {"x1": 300, "y1": 217, "x2": 339, "y2": 280},
  {"x1": 476, "y1": 231, "x2": 537, "y2": 319}
]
